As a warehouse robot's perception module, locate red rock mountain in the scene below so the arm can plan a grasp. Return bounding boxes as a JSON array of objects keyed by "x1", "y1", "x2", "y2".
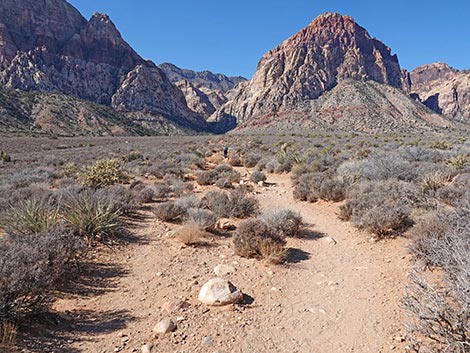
[
  {"x1": 0, "y1": 0, "x2": 207, "y2": 133},
  {"x1": 406, "y1": 62, "x2": 470, "y2": 123},
  {"x1": 212, "y1": 13, "x2": 449, "y2": 132}
]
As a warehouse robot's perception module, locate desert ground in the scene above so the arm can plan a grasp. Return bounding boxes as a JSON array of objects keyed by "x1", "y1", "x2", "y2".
[{"x1": 0, "y1": 133, "x2": 468, "y2": 353}]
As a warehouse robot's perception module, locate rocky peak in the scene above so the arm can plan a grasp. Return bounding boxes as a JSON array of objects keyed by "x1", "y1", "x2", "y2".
[
  {"x1": 62, "y1": 12, "x2": 145, "y2": 69},
  {"x1": 214, "y1": 12, "x2": 404, "y2": 125},
  {"x1": 409, "y1": 62, "x2": 458, "y2": 87},
  {"x1": 0, "y1": 0, "x2": 86, "y2": 63}
]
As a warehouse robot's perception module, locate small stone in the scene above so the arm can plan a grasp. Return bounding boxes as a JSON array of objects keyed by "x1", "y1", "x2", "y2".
[
  {"x1": 121, "y1": 336, "x2": 129, "y2": 343},
  {"x1": 198, "y1": 278, "x2": 243, "y2": 306},
  {"x1": 216, "y1": 218, "x2": 236, "y2": 231},
  {"x1": 214, "y1": 264, "x2": 235, "y2": 276},
  {"x1": 152, "y1": 318, "x2": 177, "y2": 334},
  {"x1": 161, "y1": 299, "x2": 190, "y2": 314},
  {"x1": 257, "y1": 181, "x2": 265, "y2": 186},
  {"x1": 202, "y1": 336, "x2": 214, "y2": 346},
  {"x1": 322, "y1": 237, "x2": 337, "y2": 245},
  {"x1": 141, "y1": 344, "x2": 152, "y2": 353}
]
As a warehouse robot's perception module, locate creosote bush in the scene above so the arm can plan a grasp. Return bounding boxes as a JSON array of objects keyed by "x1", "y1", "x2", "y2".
[
  {"x1": 201, "y1": 189, "x2": 259, "y2": 219},
  {"x1": 82, "y1": 158, "x2": 130, "y2": 188},
  {"x1": 293, "y1": 172, "x2": 345, "y2": 202}
]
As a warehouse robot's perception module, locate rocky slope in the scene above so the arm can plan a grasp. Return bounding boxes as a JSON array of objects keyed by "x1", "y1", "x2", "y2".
[
  {"x1": 212, "y1": 12, "x2": 449, "y2": 132},
  {"x1": 0, "y1": 0, "x2": 208, "y2": 134},
  {"x1": 158, "y1": 63, "x2": 246, "y2": 93},
  {"x1": 0, "y1": 89, "x2": 174, "y2": 136},
  {"x1": 406, "y1": 63, "x2": 470, "y2": 123}
]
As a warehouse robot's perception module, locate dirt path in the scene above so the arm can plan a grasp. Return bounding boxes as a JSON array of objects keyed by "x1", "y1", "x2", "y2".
[{"x1": 56, "y1": 173, "x2": 411, "y2": 353}]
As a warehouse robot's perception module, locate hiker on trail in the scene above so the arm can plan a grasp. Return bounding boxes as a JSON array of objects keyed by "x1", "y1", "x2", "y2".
[{"x1": 223, "y1": 146, "x2": 228, "y2": 159}]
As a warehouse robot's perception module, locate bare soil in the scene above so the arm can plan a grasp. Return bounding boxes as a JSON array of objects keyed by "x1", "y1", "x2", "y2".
[{"x1": 48, "y1": 172, "x2": 411, "y2": 353}]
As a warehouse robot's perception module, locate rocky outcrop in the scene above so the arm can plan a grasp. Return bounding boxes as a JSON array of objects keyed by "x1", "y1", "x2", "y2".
[
  {"x1": 212, "y1": 13, "x2": 431, "y2": 131},
  {"x1": 159, "y1": 63, "x2": 246, "y2": 93},
  {"x1": 0, "y1": 0, "x2": 208, "y2": 134},
  {"x1": 407, "y1": 63, "x2": 470, "y2": 123},
  {"x1": 175, "y1": 80, "x2": 228, "y2": 118}
]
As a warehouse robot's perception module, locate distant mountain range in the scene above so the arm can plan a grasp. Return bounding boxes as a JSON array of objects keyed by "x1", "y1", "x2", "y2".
[{"x1": 0, "y1": 0, "x2": 467, "y2": 136}]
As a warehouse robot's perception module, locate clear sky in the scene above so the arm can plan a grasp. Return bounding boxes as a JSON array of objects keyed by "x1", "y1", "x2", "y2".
[{"x1": 68, "y1": 0, "x2": 469, "y2": 79}]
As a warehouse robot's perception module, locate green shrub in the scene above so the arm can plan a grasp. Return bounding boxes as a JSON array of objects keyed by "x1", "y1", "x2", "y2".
[
  {"x1": 62, "y1": 190, "x2": 122, "y2": 243},
  {"x1": 0, "y1": 151, "x2": 11, "y2": 163},
  {"x1": 82, "y1": 158, "x2": 130, "y2": 188}
]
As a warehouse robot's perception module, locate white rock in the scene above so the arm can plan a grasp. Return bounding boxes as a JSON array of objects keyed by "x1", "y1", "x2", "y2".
[
  {"x1": 322, "y1": 237, "x2": 337, "y2": 245},
  {"x1": 141, "y1": 344, "x2": 152, "y2": 353},
  {"x1": 198, "y1": 278, "x2": 243, "y2": 306},
  {"x1": 152, "y1": 318, "x2": 177, "y2": 334},
  {"x1": 214, "y1": 264, "x2": 235, "y2": 276}
]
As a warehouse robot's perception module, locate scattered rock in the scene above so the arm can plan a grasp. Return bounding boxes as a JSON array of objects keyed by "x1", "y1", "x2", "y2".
[
  {"x1": 216, "y1": 218, "x2": 236, "y2": 231},
  {"x1": 202, "y1": 336, "x2": 214, "y2": 346},
  {"x1": 141, "y1": 344, "x2": 152, "y2": 353},
  {"x1": 257, "y1": 181, "x2": 265, "y2": 186},
  {"x1": 161, "y1": 299, "x2": 190, "y2": 314},
  {"x1": 322, "y1": 237, "x2": 337, "y2": 245},
  {"x1": 214, "y1": 264, "x2": 235, "y2": 276},
  {"x1": 152, "y1": 318, "x2": 177, "y2": 334},
  {"x1": 198, "y1": 278, "x2": 243, "y2": 306}
]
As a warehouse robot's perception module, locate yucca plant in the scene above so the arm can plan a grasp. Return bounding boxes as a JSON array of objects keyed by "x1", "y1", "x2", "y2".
[
  {"x1": 445, "y1": 155, "x2": 468, "y2": 170},
  {"x1": 62, "y1": 191, "x2": 121, "y2": 243},
  {"x1": 6, "y1": 198, "x2": 59, "y2": 236}
]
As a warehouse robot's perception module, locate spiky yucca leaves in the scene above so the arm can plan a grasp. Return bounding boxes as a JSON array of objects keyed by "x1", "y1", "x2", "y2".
[{"x1": 82, "y1": 158, "x2": 130, "y2": 188}]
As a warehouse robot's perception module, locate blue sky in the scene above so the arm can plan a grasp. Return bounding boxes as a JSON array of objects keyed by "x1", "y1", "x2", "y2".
[{"x1": 68, "y1": 0, "x2": 470, "y2": 78}]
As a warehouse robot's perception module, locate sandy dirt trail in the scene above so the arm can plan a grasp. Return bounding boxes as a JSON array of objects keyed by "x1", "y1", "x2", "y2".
[{"x1": 58, "y1": 172, "x2": 411, "y2": 353}]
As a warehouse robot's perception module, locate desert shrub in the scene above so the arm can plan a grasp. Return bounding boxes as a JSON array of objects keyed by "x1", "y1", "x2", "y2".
[
  {"x1": 405, "y1": 204, "x2": 470, "y2": 352},
  {"x1": 228, "y1": 154, "x2": 242, "y2": 167},
  {"x1": 214, "y1": 177, "x2": 233, "y2": 189},
  {"x1": 250, "y1": 171, "x2": 266, "y2": 183},
  {"x1": 96, "y1": 185, "x2": 138, "y2": 216},
  {"x1": 61, "y1": 162, "x2": 79, "y2": 178},
  {"x1": 436, "y1": 173, "x2": 470, "y2": 206},
  {"x1": 197, "y1": 170, "x2": 219, "y2": 186},
  {"x1": 339, "y1": 179, "x2": 420, "y2": 237},
  {"x1": 135, "y1": 186, "x2": 155, "y2": 203},
  {"x1": 264, "y1": 159, "x2": 282, "y2": 174},
  {"x1": 175, "y1": 195, "x2": 201, "y2": 210},
  {"x1": 0, "y1": 225, "x2": 83, "y2": 320},
  {"x1": 429, "y1": 140, "x2": 451, "y2": 150},
  {"x1": 200, "y1": 190, "x2": 231, "y2": 218},
  {"x1": 5, "y1": 198, "x2": 59, "y2": 237},
  {"x1": 122, "y1": 151, "x2": 143, "y2": 163},
  {"x1": 259, "y1": 208, "x2": 302, "y2": 238},
  {"x1": 233, "y1": 218, "x2": 286, "y2": 263},
  {"x1": 153, "y1": 201, "x2": 185, "y2": 222},
  {"x1": 200, "y1": 189, "x2": 259, "y2": 219},
  {"x1": 186, "y1": 208, "x2": 217, "y2": 230},
  {"x1": 166, "y1": 177, "x2": 194, "y2": 197},
  {"x1": 0, "y1": 151, "x2": 11, "y2": 163},
  {"x1": 153, "y1": 183, "x2": 173, "y2": 200},
  {"x1": 420, "y1": 170, "x2": 449, "y2": 192},
  {"x1": 337, "y1": 153, "x2": 417, "y2": 183},
  {"x1": 242, "y1": 153, "x2": 262, "y2": 168},
  {"x1": 62, "y1": 190, "x2": 122, "y2": 243},
  {"x1": 445, "y1": 154, "x2": 468, "y2": 170},
  {"x1": 293, "y1": 172, "x2": 345, "y2": 202},
  {"x1": 10, "y1": 167, "x2": 57, "y2": 189},
  {"x1": 82, "y1": 158, "x2": 130, "y2": 188},
  {"x1": 177, "y1": 224, "x2": 205, "y2": 246},
  {"x1": 0, "y1": 320, "x2": 17, "y2": 351},
  {"x1": 258, "y1": 239, "x2": 288, "y2": 265},
  {"x1": 229, "y1": 189, "x2": 260, "y2": 218}
]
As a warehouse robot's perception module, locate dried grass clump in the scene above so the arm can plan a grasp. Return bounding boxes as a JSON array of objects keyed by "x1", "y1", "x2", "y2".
[
  {"x1": 82, "y1": 158, "x2": 130, "y2": 188},
  {"x1": 177, "y1": 224, "x2": 205, "y2": 246}
]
